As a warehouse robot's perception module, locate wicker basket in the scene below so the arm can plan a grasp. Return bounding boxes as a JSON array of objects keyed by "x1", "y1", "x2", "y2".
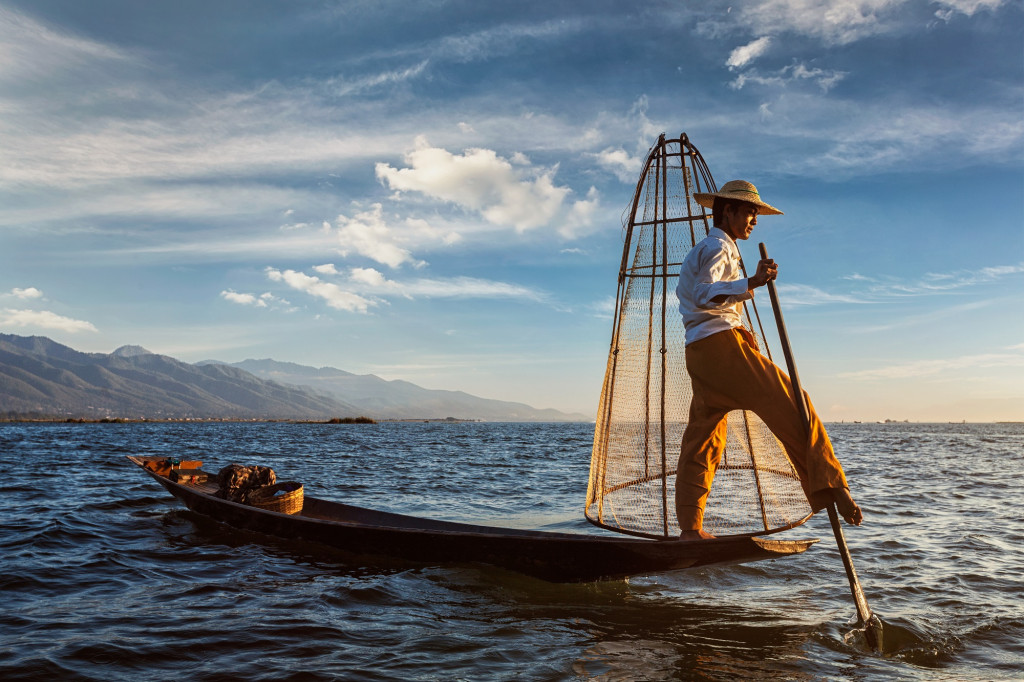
[{"x1": 248, "y1": 481, "x2": 304, "y2": 514}]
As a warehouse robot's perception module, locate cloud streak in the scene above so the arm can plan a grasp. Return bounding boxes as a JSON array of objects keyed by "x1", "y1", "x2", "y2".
[
  {"x1": 0, "y1": 6, "x2": 131, "y2": 84},
  {"x1": 838, "y1": 347, "x2": 1024, "y2": 380},
  {"x1": 731, "y1": 62, "x2": 847, "y2": 92},
  {"x1": 251, "y1": 264, "x2": 550, "y2": 315},
  {"x1": 265, "y1": 268, "x2": 377, "y2": 314},
  {"x1": 771, "y1": 262, "x2": 1024, "y2": 311},
  {"x1": 849, "y1": 262, "x2": 1024, "y2": 297},
  {"x1": 346, "y1": 267, "x2": 549, "y2": 302},
  {"x1": 326, "y1": 60, "x2": 430, "y2": 97},
  {"x1": 0, "y1": 308, "x2": 98, "y2": 333},
  {"x1": 775, "y1": 283, "x2": 870, "y2": 306}
]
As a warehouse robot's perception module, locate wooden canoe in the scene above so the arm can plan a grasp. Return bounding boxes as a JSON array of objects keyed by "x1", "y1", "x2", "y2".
[{"x1": 128, "y1": 456, "x2": 818, "y2": 582}]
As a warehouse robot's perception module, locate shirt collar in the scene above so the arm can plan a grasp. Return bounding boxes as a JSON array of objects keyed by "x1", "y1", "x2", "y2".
[
  {"x1": 708, "y1": 227, "x2": 739, "y2": 256},
  {"x1": 708, "y1": 227, "x2": 733, "y2": 243}
]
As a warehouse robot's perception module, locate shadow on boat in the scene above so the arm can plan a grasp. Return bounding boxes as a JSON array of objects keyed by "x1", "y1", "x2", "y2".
[{"x1": 162, "y1": 508, "x2": 421, "y2": 580}]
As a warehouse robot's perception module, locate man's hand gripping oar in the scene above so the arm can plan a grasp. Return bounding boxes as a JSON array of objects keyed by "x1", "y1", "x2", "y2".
[{"x1": 758, "y1": 242, "x2": 883, "y2": 653}]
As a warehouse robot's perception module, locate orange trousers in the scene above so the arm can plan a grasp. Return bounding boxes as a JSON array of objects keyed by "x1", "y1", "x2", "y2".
[{"x1": 675, "y1": 328, "x2": 848, "y2": 530}]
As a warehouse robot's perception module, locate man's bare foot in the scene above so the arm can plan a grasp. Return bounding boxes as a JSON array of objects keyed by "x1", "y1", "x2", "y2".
[
  {"x1": 833, "y1": 487, "x2": 863, "y2": 526},
  {"x1": 679, "y1": 529, "x2": 716, "y2": 540}
]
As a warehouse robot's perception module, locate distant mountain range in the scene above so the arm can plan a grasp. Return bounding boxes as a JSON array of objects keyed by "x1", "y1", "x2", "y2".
[
  {"x1": 0, "y1": 334, "x2": 589, "y2": 422},
  {"x1": 208, "y1": 358, "x2": 589, "y2": 422}
]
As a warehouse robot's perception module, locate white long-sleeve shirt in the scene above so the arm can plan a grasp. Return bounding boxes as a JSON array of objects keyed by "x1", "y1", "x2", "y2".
[{"x1": 676, "y1": 227, "x2": 753, "y2": 345}]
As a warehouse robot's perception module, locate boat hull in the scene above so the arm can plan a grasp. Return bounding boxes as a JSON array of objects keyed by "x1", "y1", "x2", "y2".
[{"x1": 129, "y1": 457, "x2": 817, "y2": 582}]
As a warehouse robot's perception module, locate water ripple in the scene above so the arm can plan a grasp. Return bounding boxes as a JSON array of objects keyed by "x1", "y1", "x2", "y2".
[{"x1": 0, "y1": 421, "x2": 1021, "y2": 680}]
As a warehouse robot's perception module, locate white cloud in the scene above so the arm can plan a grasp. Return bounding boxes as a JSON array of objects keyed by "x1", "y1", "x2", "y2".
[
  {"x1": 727, "y1": 36, "x2": 773, "y2": 69},
  {"x1": 0, "y1": 308, "x2": 97, "y2": 332},
  {"x1": 313, "y1": 263, "x2": 340, "y2": 275},
  {"x1": 10, "y1": 287, "x2": 43, "y2": 299},
  {"x1": 265, "y1": 267, "x2": 377, "y2": 313},
  {"x1": 333, "y1": 203, "x2": 426, "y2": 269},
  {"x1": 593, "y1": 147, "x2": 643, "y2": 183},
  {"x1": 221, "y1": 290, "x2": 267, "y2": 307},
  {"x1": 220, "y1": 290, "x2": 291, "y2": 310},
  {"x1": 560, "y1": 187, "x2": 602, "y2": 239},
  {"x1": 348, "y1": 267, "x2": 394, "y2": 289},
  {"x1": 375, "y1": 138, "x2": 579, "y2": 233},
  {"x1": 404, "y1": 217, "x2": 462, "y2": 246}
]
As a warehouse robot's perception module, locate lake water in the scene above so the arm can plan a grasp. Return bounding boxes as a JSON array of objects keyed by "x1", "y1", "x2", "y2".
[{"x1": 1, "y1": 421, "x2": 1021, "y2": 680}]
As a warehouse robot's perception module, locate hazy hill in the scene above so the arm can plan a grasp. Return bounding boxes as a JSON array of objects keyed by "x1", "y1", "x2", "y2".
[
  {"x1": 0, "y1": 334, "x2": 590, "y2": 421},
  {"x1": 0, "y1": 334, "x2": 356, "y2": 420},
  {"x1": 208, "y1": 358, "x2": 591, "y2": 422}
]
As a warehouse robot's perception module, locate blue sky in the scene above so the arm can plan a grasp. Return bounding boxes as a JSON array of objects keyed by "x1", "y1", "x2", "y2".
[{"x1": 0, "y1": 0, "x2": 1021, "y2": 421}]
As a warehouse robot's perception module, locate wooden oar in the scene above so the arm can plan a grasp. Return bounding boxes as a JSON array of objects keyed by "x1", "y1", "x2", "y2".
[{"x1": 758, "y1": 242, "x2": 882, "y2": 652}]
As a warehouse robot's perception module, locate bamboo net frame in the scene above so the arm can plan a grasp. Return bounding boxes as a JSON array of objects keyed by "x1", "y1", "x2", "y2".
[{"x1": 585, "y1": 134, "x2": 813, "y2": 539}]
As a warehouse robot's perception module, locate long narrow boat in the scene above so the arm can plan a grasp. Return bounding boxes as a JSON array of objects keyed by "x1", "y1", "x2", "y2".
[{"x1": 128, "y1": 456, "x2": 817, "y2": 582}]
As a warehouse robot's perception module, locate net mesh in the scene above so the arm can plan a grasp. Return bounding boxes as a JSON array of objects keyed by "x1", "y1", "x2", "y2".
[{"x1": 585, "y1": 134, "x2": 812, "y2": 539}]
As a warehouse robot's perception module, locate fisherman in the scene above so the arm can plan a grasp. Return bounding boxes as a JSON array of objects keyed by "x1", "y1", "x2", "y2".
[{"x1": 675, "y1": 180, "x2": 862, "y2": 540}]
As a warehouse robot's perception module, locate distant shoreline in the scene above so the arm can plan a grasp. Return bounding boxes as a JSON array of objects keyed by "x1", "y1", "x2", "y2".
[
  {"x1": 0, "y1": 417, "x2": 1015, "y2": 425},
  {"x1": 0, "y1": 416, "x2": 521, "y2": 424}
]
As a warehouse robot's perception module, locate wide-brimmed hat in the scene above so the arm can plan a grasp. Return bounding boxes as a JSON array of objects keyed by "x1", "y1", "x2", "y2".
[{"x1": 693, "y1": 180, "x2": 783, "y2": 215}]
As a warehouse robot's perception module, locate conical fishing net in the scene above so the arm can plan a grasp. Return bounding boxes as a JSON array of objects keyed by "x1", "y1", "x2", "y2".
[{"x1": 585, "y1": 134, "x2": 813, "y2": 539}]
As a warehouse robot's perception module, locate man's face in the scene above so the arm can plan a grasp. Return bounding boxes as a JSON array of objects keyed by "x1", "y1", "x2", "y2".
[{"x1": 723, "y1": 202, "x2": 759, "y2": 241}]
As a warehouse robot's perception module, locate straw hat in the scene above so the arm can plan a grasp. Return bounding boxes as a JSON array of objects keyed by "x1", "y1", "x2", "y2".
[{"x1": 693, "y1": 180, "x2": 783, "y2": 215}]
